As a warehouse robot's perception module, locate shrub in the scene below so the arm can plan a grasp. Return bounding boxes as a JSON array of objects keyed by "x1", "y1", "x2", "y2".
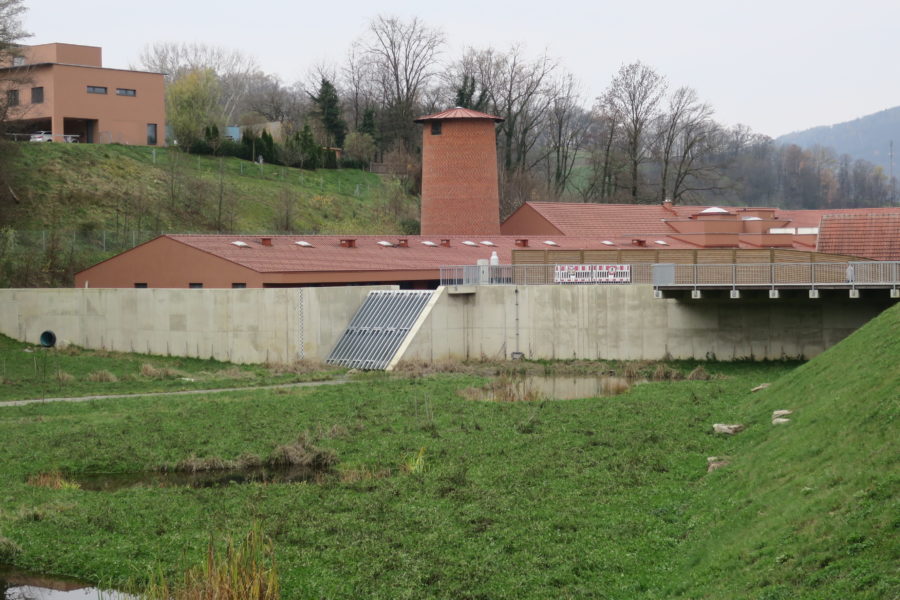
[{"x1": 87, "y1": 369, "x2": 118, "y2": 383}]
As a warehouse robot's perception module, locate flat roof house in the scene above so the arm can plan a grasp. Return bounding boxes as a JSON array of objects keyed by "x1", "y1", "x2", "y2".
[{"x1": 1, "y1": 43, "x2": 164, "y2": 145}]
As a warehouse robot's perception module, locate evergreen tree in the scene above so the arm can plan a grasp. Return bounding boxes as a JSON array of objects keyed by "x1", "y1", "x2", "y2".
[{"x1": 312, "y1": 78, "x2": 347, "y2": 148}]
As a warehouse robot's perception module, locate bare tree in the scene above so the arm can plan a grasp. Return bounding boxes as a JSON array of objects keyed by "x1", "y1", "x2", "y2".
[
  {"x1": 603, "y1": 61, "x2": 667, "y2": 201},
  {"x1": 242, "y1": 72, "x2": 305, "y2": 125},
  {"x1": 341, "y1": 41, "x2": 376, "y2": 131},
  {"x1": 362, "y1": 15, "x2": 444, "y2": 149},
  {"x1": 137, "y1": 42, "x2": 258, "y2": 124},
  {"x1": 654, "y1": 86, "x2": 714, "y2": 202},
  {"x1": 545, "y1": 72, "x2": 588, "y2": 197}
]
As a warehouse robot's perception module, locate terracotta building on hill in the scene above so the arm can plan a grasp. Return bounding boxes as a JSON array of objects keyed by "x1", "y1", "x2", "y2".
[
  {"x1": 74, "y1": 107, "x2": 900, "y2": 289},
  {"x1": 1, "y1": 43, "x2": 164, "y2": 145}
]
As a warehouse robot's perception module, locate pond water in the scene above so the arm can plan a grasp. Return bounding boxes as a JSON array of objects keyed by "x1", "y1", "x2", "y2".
[
  {"x1": 72, "y1": 464, "x2": 325, "y2": 492},
  {"x1": 469, "y1": 374, "x2": 641, "y2": 402},
  {"x1": 1, "y1": 566, "x2": 131, "y2": 599},
  {"x1": 527, "y1": 374, "x2": 639, "y2": 400}
]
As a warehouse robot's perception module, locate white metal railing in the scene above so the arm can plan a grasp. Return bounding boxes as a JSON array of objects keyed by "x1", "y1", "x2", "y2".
[
  {"x1": 652, "y1": 262, "x2": 900, "y2": 288},
  {"x1": 439, "y1": 264, "x2": 653, "y2": 286},
  {"x1": 439, "y1": 262, "x2": 900, "y2": 288}
]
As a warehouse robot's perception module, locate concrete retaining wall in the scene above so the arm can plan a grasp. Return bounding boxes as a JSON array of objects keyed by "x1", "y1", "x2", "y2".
[
  {"x1": 0, "y1": 284, "x2": 890, "y2": 366},
  {"x1": 0, "y1": 286, "x2": 390, "y2": 363},
  {"x1": 398, "y1": 285, "x2": 890, "y2": 362}
]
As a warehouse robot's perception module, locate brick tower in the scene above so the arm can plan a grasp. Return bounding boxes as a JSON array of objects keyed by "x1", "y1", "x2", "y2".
[{"x1": 415, "y1": 107, "x2": 504, "y2": 235}]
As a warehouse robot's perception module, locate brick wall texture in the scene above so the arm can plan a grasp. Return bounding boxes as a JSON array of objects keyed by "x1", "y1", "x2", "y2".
[{"x1": 420, "y1": 119, "x2": 501, "y2": 235}]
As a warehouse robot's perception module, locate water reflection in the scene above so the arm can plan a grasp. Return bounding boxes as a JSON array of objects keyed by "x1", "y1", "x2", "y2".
[
  {"x1": 1, "y1": 566, "x2": 131, "y2": 599},
  {"x1": 73, "y1": 464, "x2": 326, "y2": 492},
  {"x1": 468, "y1": 375, "x2": 640, "y2": 402}
]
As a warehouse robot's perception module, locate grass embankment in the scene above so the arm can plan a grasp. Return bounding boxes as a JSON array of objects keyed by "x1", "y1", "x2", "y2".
[
  {"x1": 1, "y1": 143, "x2": 419, "y2": 286},
  {"x1": 0, "y1": 305, "x2": 897, "y2": 598},
  {"x1": 666, "y1": 302, "x2": 899, "y2": 599},
  {"x1": 0, "y1": 333, "x2": 342, "y2": 402}
]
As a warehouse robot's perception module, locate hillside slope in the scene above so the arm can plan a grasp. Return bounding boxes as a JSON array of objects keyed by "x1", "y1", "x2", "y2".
[
  {"x1": 777, "y1": 106, "x2": 900, "y2": 171},
  {"x1": 669, "y1": 302, "x2": 899, "y2": 599},
  {"x1": 0, "y1": 143, "x2": 419, "y2": 286}
]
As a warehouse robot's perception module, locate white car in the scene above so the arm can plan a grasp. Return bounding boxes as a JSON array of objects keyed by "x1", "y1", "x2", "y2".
[{"x1": 29, "y1": 131, "x2": 52, "y2": 142}]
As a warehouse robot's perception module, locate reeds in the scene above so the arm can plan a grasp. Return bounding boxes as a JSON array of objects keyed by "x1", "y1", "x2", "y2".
[
  {"x1": 142, "y1": 525, "x2": 279, "y2": 600},
  {"x1": 26, "y1": 470, "x2": 81, "y2": 490}
]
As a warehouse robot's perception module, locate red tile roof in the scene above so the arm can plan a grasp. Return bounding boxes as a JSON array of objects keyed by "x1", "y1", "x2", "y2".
[
  {"x1": 816, "y1": 214, "x2": 900, "y2": 260},
  {"x1": 414, "y1": 107, "x2": 504, "y2": 123},
  {"x1": 166, "y1": 234, "x2": 620, "y2": 273}
]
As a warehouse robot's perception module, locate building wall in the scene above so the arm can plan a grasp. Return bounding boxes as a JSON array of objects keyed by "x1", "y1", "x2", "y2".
[
  {"x1": 420, "y1": 119, "x2": 501, "y2": 235},
  {"x1": 4, "y1": 46, "x2": 164, "y2": 146},
  {"x1": 23, "y1": 43, "x2": 102, "y2": 67},
  {"x1": 397, "y1": 285, "x2": 892, "y2": 363},
  {"x1": 0, "y1": 286, "x2": 390, "y2": 364}
]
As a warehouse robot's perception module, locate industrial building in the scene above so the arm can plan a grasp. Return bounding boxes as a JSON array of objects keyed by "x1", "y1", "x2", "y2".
[{"x1": 75, "y1": 107, "x2": 900, "y2": 288}]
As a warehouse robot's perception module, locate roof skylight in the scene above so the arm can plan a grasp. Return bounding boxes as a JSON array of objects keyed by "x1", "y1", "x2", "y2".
[
  {"x1": 601, "y1": 240, "x2": 615, "y2": 246},
  {"x1": 462, "y1": 241, "x2": 479, "y2": 247},
  {"x1": 700, "y1": 206, "x2": 729, "y2": 214},
  {"x1": 543, "y1": 240, "x2": 559, "y2": 246},
  {"x1": 231, "y1": 241, "x2": 250, "y2": 248},
  {"x1": 294, "y1": 241, "x2": 314, "y2": 247},
  {"x1": 421, "y1": 241, "x2": 438, "y2": 247},
  {"x1": 742, "y1": 216, "x2": 763, "y2": 221},
  {"x1": 377, "y1": 240, "x2": 394, "y2": 247},
  {"x1": 654, "y1": 240, "x2": 669, "y2": 246}
]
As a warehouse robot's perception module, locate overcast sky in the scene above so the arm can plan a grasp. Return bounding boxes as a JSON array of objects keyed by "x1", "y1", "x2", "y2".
[{"x1": 21, "y1": 0, "x2": 900, "y2": 138}]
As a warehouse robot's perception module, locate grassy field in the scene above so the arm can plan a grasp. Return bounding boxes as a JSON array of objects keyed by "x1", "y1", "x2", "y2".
[
  {"x1": 0, "y1": 304, "x2": 896, "y2": 599},
  {"x1": 0, "y1": 334, "x2": 342, "y2": 402}
]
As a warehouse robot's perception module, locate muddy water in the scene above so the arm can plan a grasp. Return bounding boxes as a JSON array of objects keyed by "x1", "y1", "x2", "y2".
[
  {"x1": 527, "y1": 375, "x2": 639, "y2": 400},
  {"x1": 72, "y1": 464, "x2": 326, "y2": 492},
  {"x1": 1, "y1": 565, "x2": 131, "y2": 599}
]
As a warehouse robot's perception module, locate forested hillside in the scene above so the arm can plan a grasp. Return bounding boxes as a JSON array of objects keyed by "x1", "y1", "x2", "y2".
[{"x1": 777, "y1": 106, "x2": 900, "y2": 172}]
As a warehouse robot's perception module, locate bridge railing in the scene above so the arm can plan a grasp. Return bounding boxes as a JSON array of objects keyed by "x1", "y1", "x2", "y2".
[
  {"x1": 653, "y1": 262, "x2": 900, "y2": 288},
  {"x1": 440, "y1": 264, "x2": 649, "y2": 286},
  {"x1": 439, "y1": 262, "x2": 900, "y2": 288}
]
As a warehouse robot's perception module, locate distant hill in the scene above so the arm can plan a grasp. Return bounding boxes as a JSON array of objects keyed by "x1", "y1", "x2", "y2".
[{"x1": 777, "y1": 106, "x2": 900, "y2": 172}]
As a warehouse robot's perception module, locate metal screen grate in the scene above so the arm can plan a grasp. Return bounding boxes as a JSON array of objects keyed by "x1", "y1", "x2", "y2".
[{"x1": 326, "y1": 290, "x2": 434, "y2": 370}]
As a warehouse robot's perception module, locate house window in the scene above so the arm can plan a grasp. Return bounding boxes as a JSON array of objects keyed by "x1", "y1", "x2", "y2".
[
  {"x1": 6, "y1": 89, "x2": 18, "y2": 107},
  {"x1": 87, "y1": 86, "x2": 107, "y2": 94},
  {"x1": 147, "y1": 123, "x2": 157, "y2": 145},
  {"x1": 431, "y1": 122, "x2": 442, "y2": 135},
  {"x1": 134, "y1": 283, "x2": 148, "y2": 288},
  {"x1": 12, "y1": 56, "x2": 25, "y2": 66},
  {"x1": 116, "y1": 88, "x2": 136, "y2": 97},
  {"x1": 31, "y1": 87, "x2": 43, "y2": 104},
  {"x1": 232, "y1": 283, "x2": 247, "y2": 289},
  {"x1": 189, "y1": 282, "x2": 203, "y2": 289}
]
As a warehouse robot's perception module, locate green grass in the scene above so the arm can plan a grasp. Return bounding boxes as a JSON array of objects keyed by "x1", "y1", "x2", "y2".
[
  {"x1": 0, "y1": 305, "x2": 896, "y2": 598},
  {"x1": 8, "y1": 143, "x2": 417, "y2": 235},
  {"x1": 0, "y1": 333, "x2": 342, "y2": 402},
  {"x1": 1, "y1": 143, "x2": 419, "y2": 286}
]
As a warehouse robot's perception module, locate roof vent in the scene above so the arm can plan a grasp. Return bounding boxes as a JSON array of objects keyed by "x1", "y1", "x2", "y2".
[
  {"x1": 397, "y1": 238, "x2": 409, "y2": 247},
  {"x1": 377, "y1": 240, "x2": 394, "y2": 247},
  {"x1": 632, "y1": 238, "x2": 647, "y2": 247},
  {"x1": 295, "y1": 241, "x2": 313, "y2": 247},
  {"x1": 231, "y1": 241, "x2": 251, "y2": 248},
  {"x1": 260, "y1": 237, "x2": 273, "y2": 247},
  {"x1": 543, "y1": 240, "x2": 559, "y2": 246},
  {"x1": 515, "y1": 238, "x2": 529, "y2": 247},
  {"x1": 440, "y1": 239, "x2": 451, "y2": 247},
  {"x1": 462, "y1": 240, "x2": 478, "y2": 247},
  {"x1": 340, "y1": 238, "x2": 357, "y2": 248},
  {"x1": 601, "y1": 240, "x2": 615, "y2": 246},
  {"x1": 422, "y1": 241, "x2": 438, "y2": 247}
]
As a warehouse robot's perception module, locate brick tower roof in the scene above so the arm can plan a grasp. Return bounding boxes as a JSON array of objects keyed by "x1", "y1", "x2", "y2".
[{"x1": 414, "y1": 107, "x2": 504, "y2": 123}]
